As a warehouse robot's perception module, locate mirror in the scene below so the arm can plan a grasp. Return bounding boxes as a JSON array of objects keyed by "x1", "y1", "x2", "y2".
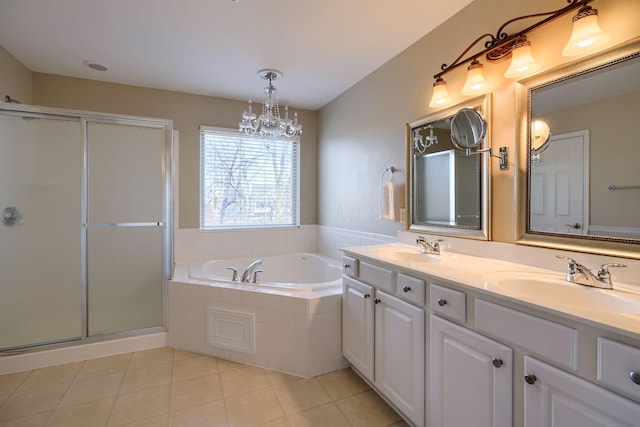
[
  {"x1": 407, "y1": 95, "x2": 491, "y2": 240},
  {"x1": 450, "y1": 108, "x2": 487, "y2": 150},
  {"x1": 515, "y1": 37, "x2": 640, "y2": 258}
]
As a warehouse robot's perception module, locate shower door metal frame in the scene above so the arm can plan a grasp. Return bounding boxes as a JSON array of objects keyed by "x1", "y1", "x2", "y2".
[{"x1": 0, "y1": 103, "x2": 173, "y2": 352}]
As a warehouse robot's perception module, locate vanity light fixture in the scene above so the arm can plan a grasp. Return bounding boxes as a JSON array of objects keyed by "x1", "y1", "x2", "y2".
[
  {"x1": 460, "y1": 59, "x2": 488, "y2": 96},
  {"x1": 503, "y1": 37, "x2": 541, "y2": 79},
  {"x1": 428, "y1": 77, "x2": 452, "y2": 107},
  {"x1": 428, "y1": 0, "x2": 608, "y2": 108},
  {"x1": 239, "y1": 69, "x2": 302, "y2": 140},
  {"x1": 562, "y1": 5, "x2": 610, "y2": 56}
]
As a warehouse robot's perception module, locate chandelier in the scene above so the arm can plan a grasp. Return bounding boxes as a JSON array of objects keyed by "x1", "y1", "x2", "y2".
[{"x1": 239, "y1": 69, "x2": 302, "y2": 139}]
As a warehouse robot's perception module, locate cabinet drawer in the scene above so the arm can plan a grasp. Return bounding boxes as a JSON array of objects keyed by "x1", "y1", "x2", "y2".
[
  {"x1": 429, "y1": 283, "x2": 466, "y2": 323},
  {"x1": 476, "y1": 299, "x2": 577, "y2": 371},
  {"x1": 397, "y1": 273, "x2": 425, "y2": 305},
  {"x1": 598, "y1": 338, "x2": 640, "y2": 401},
  {"x1": 359, "y1": 261, "x2": 395, "y2": 293},
  {"x1": 342, "y1": 255, "x2": 359, "y2": 277}
]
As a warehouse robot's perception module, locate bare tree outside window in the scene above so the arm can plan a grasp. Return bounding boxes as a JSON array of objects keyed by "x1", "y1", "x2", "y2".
[{"x1": 200, "y1": 127, "x2": 299, "y2": 229}]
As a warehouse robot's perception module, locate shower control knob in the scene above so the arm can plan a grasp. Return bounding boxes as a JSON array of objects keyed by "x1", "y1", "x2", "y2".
[
  {"x1": 437, "y1": 298, "x2": 447, "y2": 307},
  {"x1": 524, "y1": 374, "x2": 537, "y2": 385},
  {"x1": 403, "y1": 286, "x2": 411, "y2": 292}
]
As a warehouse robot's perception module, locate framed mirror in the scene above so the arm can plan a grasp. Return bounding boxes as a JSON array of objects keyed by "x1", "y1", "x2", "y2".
[
  {"x1": 515, "y1": 37, "x2": 640, "y2": 259},
  {"x1": 407, "y1": 94, "x2": 491, "y2": 240}
]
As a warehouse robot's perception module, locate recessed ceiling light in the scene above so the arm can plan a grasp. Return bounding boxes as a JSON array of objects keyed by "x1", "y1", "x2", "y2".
[{"x1": 83, "y1": 60, "x2": 108, "y2": 72}]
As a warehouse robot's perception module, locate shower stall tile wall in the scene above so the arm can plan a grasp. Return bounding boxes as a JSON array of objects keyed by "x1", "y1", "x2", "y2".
[{"x1": 168, "y1": 281, "x2": 348, "y2": 377}]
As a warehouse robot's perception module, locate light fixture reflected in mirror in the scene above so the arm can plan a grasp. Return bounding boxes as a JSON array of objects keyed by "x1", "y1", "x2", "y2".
[
  {"x1": 504, "y1": 37, "x2": 541, "y2": 79},
  {"x1": 461, "y1": 59, "x2": 488, "y2": 95},
  {"x1": 414, "y1": 124, "x2": 439, "y2": 154},
  {"x1": 562, "y1": 6, "x2": 610, "y2": 56},
  {"x1": 428, "y1": 77, "x2": 451, "y2": 108}
]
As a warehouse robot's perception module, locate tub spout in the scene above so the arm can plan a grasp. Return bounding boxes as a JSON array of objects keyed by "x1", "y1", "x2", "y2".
[{"x1": 241, "y1": 259, "x2": 263, "y2": 283}]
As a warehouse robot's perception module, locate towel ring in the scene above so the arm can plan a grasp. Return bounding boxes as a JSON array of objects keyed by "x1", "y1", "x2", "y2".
[{"x1": 381, "y1": 166, "x2": 395, "y2": 183}]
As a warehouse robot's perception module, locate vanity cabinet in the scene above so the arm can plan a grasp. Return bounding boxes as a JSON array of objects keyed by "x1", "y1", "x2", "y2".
[
  {"x1": 342, "y1": 260, "x2": 425, "y2": 427},
  {"x1": 524, "y1": 356, "x2": 640, "y2": 426},
  {"x1": 342, "y1": 277, "x2": 374, "y2": 380},
  {"x1": 430, "y1": 315, "x2": 512, "y2": 427}
]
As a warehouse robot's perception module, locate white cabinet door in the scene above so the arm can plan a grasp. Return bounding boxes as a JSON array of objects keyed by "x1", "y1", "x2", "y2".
[
  {"x1": 430, "y1": 315, "x2": 512, "y2": 427},
  {"x1": 524, "y1": 357, "x2": 640, "y2": 427},
  {"x1": 375, "y1": 291, "x2": 425, "y2": 427},
  {"x1": 342, "y1": 277, "x2": 374, "y2": 382}
]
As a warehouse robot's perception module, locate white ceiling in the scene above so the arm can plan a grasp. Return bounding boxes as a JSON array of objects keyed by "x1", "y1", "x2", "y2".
[{"x1": 0, "y1": 0, "x2": 473, "y2": 110}]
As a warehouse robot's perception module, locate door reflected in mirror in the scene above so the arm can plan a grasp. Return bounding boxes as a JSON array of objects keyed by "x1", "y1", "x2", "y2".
[
  {"x1": 516, "y1": 38, "x2": 640, "y2": 258},
  {"x1": 407, "y1": 95, "x2": 491, "y2": 240}
]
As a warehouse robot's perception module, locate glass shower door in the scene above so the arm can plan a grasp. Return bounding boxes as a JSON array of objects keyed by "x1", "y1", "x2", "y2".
[
  {"x1": 0, "y1": 112, "x2": 83, "y2": 350},
  {"x1": 86, "y1": 122, "x2": 165, "y2": 336}
]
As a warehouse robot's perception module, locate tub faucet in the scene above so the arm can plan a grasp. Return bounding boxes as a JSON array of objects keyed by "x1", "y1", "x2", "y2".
[
  {"x1": 556, "y1": 255, "x2": 626, "y2": 289},
  {"x1": 416, "y1": 236, "x2": 443, "y2": 255},
  {"x1": 241, "y1": 259, "x2": 263, "y2": 283}
]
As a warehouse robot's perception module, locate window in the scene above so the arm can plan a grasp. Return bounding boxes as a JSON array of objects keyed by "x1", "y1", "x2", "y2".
[{"x1": 200, "y1": 126, "x2": 299, "y2": 229}]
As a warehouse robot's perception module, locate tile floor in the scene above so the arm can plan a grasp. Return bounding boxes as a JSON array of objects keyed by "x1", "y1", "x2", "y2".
[{"x1": 0, "y1": 347, "x2": 409, "y2": 426}]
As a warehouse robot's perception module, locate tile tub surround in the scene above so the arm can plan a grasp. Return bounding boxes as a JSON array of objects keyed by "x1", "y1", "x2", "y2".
[
  {"x1": 168, "y1": 280, "x2": 348, "y2": 378},
  {"x1": 0, "y1": 347, "x2": 409, "y2": 426}
]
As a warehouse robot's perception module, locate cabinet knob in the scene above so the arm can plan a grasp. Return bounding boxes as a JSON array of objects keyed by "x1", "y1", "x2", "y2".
[
  {"x1": 374, "y1": 298, "x2": 381, "y2": 304},
  {"x1": 492, "y1": 358, "x2": 504, "y2": 368},
  {"x1": 403, "y1": 286, "x2": 411, "y2": 292},
  {"x1": 437, "y1": 298, "x2": 447, "y2": 307},
  {"x1": 344, "y1": 263, "x2": 351, "y2": 269},
  {"x1": 363, "y1": 293, "x2": 370, "y2": 299},
  {"x1": 630, "y1": 371, "x2": 640, "y2": 385},
  {"x1": 524, "y1": 374, "x2": 537, "y2": 385}
]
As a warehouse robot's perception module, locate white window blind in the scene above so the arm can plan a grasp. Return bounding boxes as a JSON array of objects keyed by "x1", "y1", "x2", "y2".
[{"x1": 200, "y1": 126, "x2": 299, "y2": 229}]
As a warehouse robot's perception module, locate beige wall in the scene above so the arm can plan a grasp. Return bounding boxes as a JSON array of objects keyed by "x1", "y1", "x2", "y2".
[
  {"x1": 0, "y1": 44, "x2": 32, "y2": 104},
  {"x1": 317, "y1": 0, "x2": 640, "y2": 242},
  {"x1": 31, "y1": 74, "x2": 318, "y2": 228}
]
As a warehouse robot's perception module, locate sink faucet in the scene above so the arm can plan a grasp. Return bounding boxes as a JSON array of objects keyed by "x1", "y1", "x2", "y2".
[
  {"x1": 556, "y1": 255, "x2": 626, "y2": 289},
  {"x1": 241, "y1": 259, "x2": 263, "y2": 283},
  {"x1": 416, "y1": 237, "x2": 443, "y2": 255}
]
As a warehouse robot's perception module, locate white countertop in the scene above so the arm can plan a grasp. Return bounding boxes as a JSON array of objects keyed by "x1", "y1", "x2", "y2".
[{"x1": 342, "y1": 243, "x2": 640, "y2": 340}]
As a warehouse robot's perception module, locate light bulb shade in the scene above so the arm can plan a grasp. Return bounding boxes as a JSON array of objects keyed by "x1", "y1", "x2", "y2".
[
  {"x1": 562, "y1": 7, "x2": 609, "y2": 56},
  {"x1": 428, "y1": 77, "x2": 451, "y2": 108},
  {"x1": 504, "y1": 38, "x2": 541, "y2": 79},
  {"x1": 461, "y1": 60, "x2": 488, "y2": 96}
]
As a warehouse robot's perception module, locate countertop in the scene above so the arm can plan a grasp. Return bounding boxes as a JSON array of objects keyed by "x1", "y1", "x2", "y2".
[{"x1": 342, "y1": 243, "x2": 640, "y2": 340}]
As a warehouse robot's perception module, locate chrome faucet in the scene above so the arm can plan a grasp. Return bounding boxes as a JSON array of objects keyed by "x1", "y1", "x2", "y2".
[
  {"x1": 241, "y1": 259, "x2": 263, "y2": 283},
  {"x1": 556, "y1": 255, "x2": 626, "y2": 289},
  {"x1": 416, "y1": 237, "x2": 443, "y2": 255}
]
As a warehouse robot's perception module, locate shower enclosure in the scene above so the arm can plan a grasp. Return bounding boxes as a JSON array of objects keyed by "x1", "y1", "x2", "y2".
[{"x1": 0, "y1": 104, "x2": 173, "y2": 352}]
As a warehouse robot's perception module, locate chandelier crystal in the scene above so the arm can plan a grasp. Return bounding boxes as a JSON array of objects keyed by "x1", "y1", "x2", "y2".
[{"x1": 239, "y1": 69, "x2": 302, "y2": 139}]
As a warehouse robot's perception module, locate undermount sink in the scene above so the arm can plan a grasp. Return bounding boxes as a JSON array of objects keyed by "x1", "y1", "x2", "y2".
[
  {"x1": 372, "y1": 246, "x2": 442, "y2": 264},
  {"x1": 483, "y1": 272, "x2": 640, "y2": 314}
]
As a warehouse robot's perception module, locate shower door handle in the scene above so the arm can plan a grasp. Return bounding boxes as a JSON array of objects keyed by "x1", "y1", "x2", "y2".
[{"x1": 2, "y1": 206, "x2": 23, "y2": 227}]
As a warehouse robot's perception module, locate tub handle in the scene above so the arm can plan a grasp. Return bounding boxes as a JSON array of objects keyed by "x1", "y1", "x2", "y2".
[
  {"x1": 227, "y1": 267, "x2": 239, "y2": 282},
  {"x1": 251, "y1": 270, "x2": 263, "y2": 284}
]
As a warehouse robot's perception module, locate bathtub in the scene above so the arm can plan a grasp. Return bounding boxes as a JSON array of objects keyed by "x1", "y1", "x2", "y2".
[
  {"x1": 168, "y1": 252, "x2": 348, "y2": 377},
  {"x1": 185, "y1": 252, "x2": 342, "y2": 294}
]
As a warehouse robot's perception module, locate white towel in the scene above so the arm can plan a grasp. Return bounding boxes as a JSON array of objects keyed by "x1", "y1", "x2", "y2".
[{"x1": 379, "y1": 181, "x2": 395, "y2": 221}]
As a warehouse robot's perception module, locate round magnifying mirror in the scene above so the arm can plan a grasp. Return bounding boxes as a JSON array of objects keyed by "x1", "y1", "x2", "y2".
[
  {"x1": 531, "y1": 119, "x2": 551, "y2": 153},
  {"x1": 450, "y1": 108, "x2": 487, "y2": 150}
]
